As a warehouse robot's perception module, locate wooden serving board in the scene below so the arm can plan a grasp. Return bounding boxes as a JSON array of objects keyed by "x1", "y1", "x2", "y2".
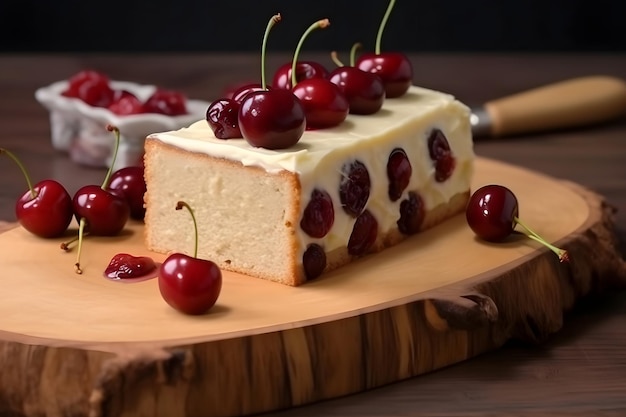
[{"x1": 0, "y1": 157, "x2": 624, "y2": 417}]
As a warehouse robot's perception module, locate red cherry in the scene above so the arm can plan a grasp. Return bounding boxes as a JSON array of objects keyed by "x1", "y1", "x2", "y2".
[
  {"x1": 355, "y1": 0, "x2": 413, "y2": 98},
  {"x1": 144, "y1": 89, "x2": 188, "y2": 116},
  {"x1": 63, "y1": 70, "x2": 114, "y2": 107},
  {"x1": 339, "y1": 160, "x2": 371, "y2": 217},
  {"x1": 238, "y1": 89, "x2": 305, "y2": 149},
  {"x1": 272, "y1": 61, "x2": 329, "y2": 90},
  {"x1": 397, "y1": 191, "x2": 424, "y2": 235},
  {"x1": 466, "y1": 184, "x2": 519, "y2": 242},
  {"x1": 16, "y1": 180, "x2": 74, "y2": 238},
  {"x1": 466, "y1": 184, "x2": 569, "y2": 262},
  {"x1": 107, "y1": 165, "x2": 147, "y2": 220},
  {"x1": 348, "y1": 210, "x2": 378, "y2": 256},
  {"x1": 328, "y1": 66, "x2": 384, "y2": 115},
  {"x1": 292, "y1": 78, "x2": 349, "y2": 129},
  {"x1": 159, "y1": 254, "x2": 222, "y2": 315},
  {"x1": 232, "y1": 83, "x2": 266, "y2": 103},
  {"x1": 328, "y1": 47, "x2": 385, "y2": 115},
  {"x1": 73, "y1": 185, "x2": 130, "y2": 236},
  {"x1": 1, "y1": 148, "x2": 73, "y2": 238},
  {"x1": 287, "y1": 18, "x2": 347, "y2": 129},
  {"x1": 237, "y1": 14, "x2": 305, "y2": 149},
  {"x1": 220, "y1": 80, "x2": 257, "y2": 100},
  {"x1": 300, "y1": 188, "x2": 334, "y2": 238},
  {"x1": 63, "y1": 70, "x2": 109, "y2": 97},
  {"x1": 427, "y1": 129, "x2": 456, "y2": 182},
  {"x1": 158, "y1": 201, "x2": 222, "y2": 315},
  {"x1": 356, "y1": 52, "x2": 412, "y2": 98},
  {"x1": 206, "y1": 98, "x2": 242, "y2": 139},
  {"x1": 302, "y1": 244, "x2": 327, "y2": 280},
  {"x1": 386, "y1": 148, "x2": 412, "y2": 201},
  {"x1": 108, "y1": 90, "x2": 145, "y2": 115},
  {"x1": 64, "y1": 125, "x2": 131, "y2": 274}
]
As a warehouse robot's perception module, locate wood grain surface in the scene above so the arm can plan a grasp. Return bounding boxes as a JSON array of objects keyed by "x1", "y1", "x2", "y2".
[
  {"x1": 0, "y1": 158, "x2": 597, "y2": 345},
  {"x1": 0, "y1": 54, "x2": 625, "y2": 417},
  {"x1": 0, "y1": 158, "x2": 624, "y2": 417}
]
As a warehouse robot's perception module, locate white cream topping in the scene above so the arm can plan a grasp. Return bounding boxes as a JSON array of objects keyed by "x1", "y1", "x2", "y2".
[{"x1": 148, "y1": 85, "x2": 474, "y2": 261}]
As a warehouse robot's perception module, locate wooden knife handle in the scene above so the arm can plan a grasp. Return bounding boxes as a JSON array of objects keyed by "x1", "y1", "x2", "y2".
[{"x1": 485, "y1": 75, "x2": 626, "y2": 137}]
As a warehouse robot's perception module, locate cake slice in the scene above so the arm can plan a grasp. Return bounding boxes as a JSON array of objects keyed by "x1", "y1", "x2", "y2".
[{"x1": 144, "y1": 86, "x2": 474, "y2": 286}]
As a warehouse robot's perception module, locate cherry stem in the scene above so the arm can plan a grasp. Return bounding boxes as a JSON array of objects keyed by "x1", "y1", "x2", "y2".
[
  {"x1": 514, "y1": 216, "x2": 570, "y2": 262},
  {"x1": 176, "y1": 201, "x2": 199, "y2": 258},
  {"x1": 0, "y1": 148, "x2": 36, "y2": 199},
  {"x1": 330, "y1": 51, "x2": 344, "y2": 67},
  {"x1": 375, "y1": 0, "x2": 395, "y2": 54},
  {"x1": 60, "y1": 234, "x2": 79, "y2": 251},
  {"x1": 101, "y1": 125, "x2": 120, "y2": 190},
  {"x1": 74, "y1": 217, "x2": 87, "y2": 274},
  {"x1": 261, "y1": 13, "x2": 282, "y2": 90},
  {"x1": 291, "y1": 18, "x2": 330, "y2": 88},
  {"x1": 350, "y1": 42, "x2": 362, "y2": 66}
]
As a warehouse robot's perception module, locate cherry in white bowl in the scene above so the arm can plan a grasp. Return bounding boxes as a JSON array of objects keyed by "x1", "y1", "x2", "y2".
[{"x1": 35, "y1": 72, "x2": 210, "y2": 171}]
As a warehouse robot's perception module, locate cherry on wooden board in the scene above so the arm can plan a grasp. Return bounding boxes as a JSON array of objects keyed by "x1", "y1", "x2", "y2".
[
  {"x1": 1, "y1": 148, "x2": 73, "y2": 238},
  {"x1": 466, "y1": 184, "x2": 569, "y2": 262},
  {"x1": 158, "y1": 201, "x2": 222, "y2": 315}
]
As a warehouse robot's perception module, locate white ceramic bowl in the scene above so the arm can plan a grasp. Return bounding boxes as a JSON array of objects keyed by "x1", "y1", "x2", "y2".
[{"x1": 35, "y1": 80, "x2": 210, "y2": 170}]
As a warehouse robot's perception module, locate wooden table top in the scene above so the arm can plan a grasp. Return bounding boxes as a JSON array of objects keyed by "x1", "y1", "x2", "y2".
[{"x1": 0, "y1": 53, "x2": 625, "y2": 416}]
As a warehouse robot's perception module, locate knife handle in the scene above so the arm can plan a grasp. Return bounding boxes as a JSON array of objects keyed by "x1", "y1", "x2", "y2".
[{"x1": 484, "y1": 75, "x2": 626, "y2": 137}]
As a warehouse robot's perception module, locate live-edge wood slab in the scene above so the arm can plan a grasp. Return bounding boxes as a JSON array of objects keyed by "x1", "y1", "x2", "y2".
[{"x1": 0, "y1": 158, "x2": 624, "y2": 417}]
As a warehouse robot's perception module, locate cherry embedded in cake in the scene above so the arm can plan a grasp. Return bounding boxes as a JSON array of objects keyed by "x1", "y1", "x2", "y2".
[
  {"x1": 348, "y1": 210, "x2": 378, "y2": 256},
  {"x1": 143, "y1": 84, "x2": 475, "y2": 286},
  {"x1": 300, "y1": 189, "x2": 335, "y2": 238},
  {"x1": 339, "y1": 160, "x2": 371, "y2": 217},
  {"x1": 302, "y1": 244, "x2": 327, "y2": 280},
  {"x1": 397, "y1": 191, "x2": 425, "y2": 235},
  {"x1": 387, "y1": 148, "x2": 412, "y2": 201},
  {"x1": 428, "y1": 129, "x2": 456, "y2": 182}
]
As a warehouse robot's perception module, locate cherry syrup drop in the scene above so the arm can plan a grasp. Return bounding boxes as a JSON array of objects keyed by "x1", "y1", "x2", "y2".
[{"x1": 104, "y1": 253, "x2": 159, "y2": 282}]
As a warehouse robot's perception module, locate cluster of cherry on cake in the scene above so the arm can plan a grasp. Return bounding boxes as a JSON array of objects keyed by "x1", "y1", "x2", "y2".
[{"x1": 206, "y1": 11, "x2": 412, "y2": 149}]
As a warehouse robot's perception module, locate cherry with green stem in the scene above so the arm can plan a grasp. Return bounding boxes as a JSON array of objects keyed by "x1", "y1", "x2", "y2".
[
  {"x1": 238, "y1": 13, "x2": 306, "y2": 149},
  {"x1": 356, "y1": 0, "x2": 413, "y2": 98},
  {"x1": 0, "y1": 148, "x2": 73, "y2": 238},
  {"x1": 158, "y1": 201, "x2": 222, "y2": 315},
  {"x1": 466, "y1": 184, "x2": 569, "y2": 262},
  {"x1": 328, "y1": 43, "x2": 385, "y2": 115},
  {"x1": 66, "y1": 125, "x2": 130, "y2": 274},
  {"x1": 290, "y1": 18, "x2": 349, "y2": 129}
]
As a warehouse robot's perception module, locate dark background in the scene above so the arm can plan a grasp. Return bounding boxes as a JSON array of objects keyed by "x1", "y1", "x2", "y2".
[{"x1": 2, "y1": 0, "x2": 626, "y2": 53}]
